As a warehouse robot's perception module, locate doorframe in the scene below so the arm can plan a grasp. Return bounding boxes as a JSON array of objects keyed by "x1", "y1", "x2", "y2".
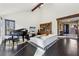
[{"x1": 56, "y1": 13, "x2": 79, "y2": 35}]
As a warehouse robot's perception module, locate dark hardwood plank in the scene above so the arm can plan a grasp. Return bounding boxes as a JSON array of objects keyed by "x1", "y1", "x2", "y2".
[
  {"x1": 44, "y1": 39, "x2": 79, "y2": 56},
  {"x1": 0, "y1": 42, "x2": 37, "y2": 56}
]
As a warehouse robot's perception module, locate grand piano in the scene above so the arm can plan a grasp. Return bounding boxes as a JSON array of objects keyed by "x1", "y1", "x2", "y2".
[
  {"x1": 3, "y1": 28, "x2": 30, "y2": 47},
  {"x1": 14, "y1": 28, "x2": 30, "y2": 41}
]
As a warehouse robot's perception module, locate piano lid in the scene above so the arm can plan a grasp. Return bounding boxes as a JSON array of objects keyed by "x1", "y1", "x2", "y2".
[{"x1": 14, "y1": 28, "x2": 27, "y2": 32}]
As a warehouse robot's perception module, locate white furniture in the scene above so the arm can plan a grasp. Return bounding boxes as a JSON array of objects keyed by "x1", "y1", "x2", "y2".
[{"x1": 30, "y1": 34, "x2": 58, "y2": 49}]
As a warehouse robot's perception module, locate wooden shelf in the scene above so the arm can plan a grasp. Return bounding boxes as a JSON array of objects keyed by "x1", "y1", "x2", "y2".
[{"x1": 39, "y1": 22, "x2": 52, "y2": 35}]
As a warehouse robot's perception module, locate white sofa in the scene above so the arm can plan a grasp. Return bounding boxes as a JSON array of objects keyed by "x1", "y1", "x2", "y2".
[{"x1": 30, "y1": 34, "x2": 58, "y2": 49}]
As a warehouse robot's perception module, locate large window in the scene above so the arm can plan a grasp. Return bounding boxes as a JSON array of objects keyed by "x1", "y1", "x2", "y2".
[{"x1": 5, "y1": 19, "x2": 15, "y2": 35}]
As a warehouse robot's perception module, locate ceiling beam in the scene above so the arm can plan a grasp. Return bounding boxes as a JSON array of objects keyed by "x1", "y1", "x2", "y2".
[
  {"x1": 57, "y1": 13, "x2": 79, "y2": 20},
  {"x1": 31, "y1": 3, "x2": 44, "y2": 12}
]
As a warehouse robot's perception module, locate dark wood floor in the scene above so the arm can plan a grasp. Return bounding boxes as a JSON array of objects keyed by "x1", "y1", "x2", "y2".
[
  {"x1": 0, "y1": 38, "x2": 79, "y2": 56},
  {"x1": 44, "y1": 38, "x2": 79, "y2": 56},
  {"x1": 0, "y1": 42, "x2": 37, "y2": 56},
  {"x1": 15, "y1": 42, "x2": 37, "y2": 56}
]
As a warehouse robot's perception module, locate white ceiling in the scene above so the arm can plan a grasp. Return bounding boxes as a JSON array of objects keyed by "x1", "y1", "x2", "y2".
[{"x1": 0, "y1": 3, "x2": 37, "y2": 16}]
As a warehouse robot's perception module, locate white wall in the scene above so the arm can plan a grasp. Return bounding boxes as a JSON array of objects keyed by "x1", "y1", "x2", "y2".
[
  {"x1": 38, "y1": 4, "x2": 57, "y2": 35},
  {"x1": 2, "y1": 9, "x2": 41, "y2": 33},
  {"x1": 2, "y1": 3, "x2": 79, "y2": 35},
  {"x1": 38, "y1": 3, "x2": 79, "y2": 35}
]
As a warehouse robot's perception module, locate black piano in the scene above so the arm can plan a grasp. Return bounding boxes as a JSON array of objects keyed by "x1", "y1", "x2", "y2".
[
  {"x1": 3, "y1": 28, "x2": 30, "y2": 47},
  {"x1": 12, "y1": 28, "x2": 30, "y2": 42}
]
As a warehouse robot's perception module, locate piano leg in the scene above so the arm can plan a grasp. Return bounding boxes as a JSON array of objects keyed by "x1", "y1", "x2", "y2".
[
  {"x1": 12, "y1": 40, "x2": 14, "y2": 48},
  {"x1": 12, "y1": 36, "x2": 14, "y2": 47},
  {"x1": 22, "y1": 36, "x2": 24, "y2": 42},
  {"x1": 4, "y1": 39, "x2": 6, "y2": 47}
]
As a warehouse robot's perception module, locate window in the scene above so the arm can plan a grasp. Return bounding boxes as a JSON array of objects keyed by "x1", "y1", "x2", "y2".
[{"x1": 5, "y1": 19, "x2": 15, "y2": 35}]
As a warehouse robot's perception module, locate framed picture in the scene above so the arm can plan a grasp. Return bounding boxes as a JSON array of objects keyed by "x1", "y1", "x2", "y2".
[{"x1": 29, "y1": 26, "x2": 36, "y2": 33}]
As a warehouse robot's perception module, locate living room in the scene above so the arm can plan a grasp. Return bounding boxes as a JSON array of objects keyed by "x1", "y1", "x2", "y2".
[{"x1": 0, "y1": 3, "x2": 79, "y2": 56}]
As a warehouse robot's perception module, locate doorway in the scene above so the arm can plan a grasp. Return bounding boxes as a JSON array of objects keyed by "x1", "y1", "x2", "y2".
[
  {"x1": 63, "y1": 24, "x2": 69, "y2": 34},
  {"x1": 57, "y1": 18, "x2": 79, "y2": 37}
]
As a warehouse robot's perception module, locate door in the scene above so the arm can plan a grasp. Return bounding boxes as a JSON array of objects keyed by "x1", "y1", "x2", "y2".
[{"x1": 64, "y1": 24, "x2": 69, "y2": 34}]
